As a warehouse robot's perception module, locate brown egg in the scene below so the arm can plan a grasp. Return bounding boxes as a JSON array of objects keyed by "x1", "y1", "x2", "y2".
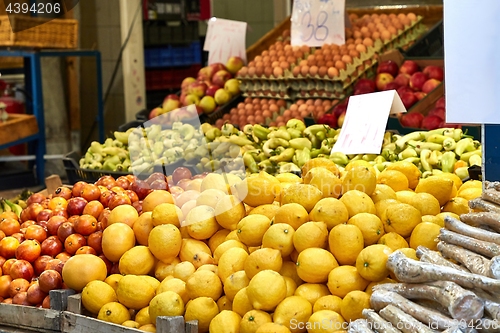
[
  {"x1": 373, "y1": 17, "x2": 382, "y2": 25},
  {"x1": 315, "y1": 105, "x2": 324, "y2": 114},
  {"x1": 261, "y1": 50, "x2": 269, "y2": 57},
  {"x1": 238, "y1": 114, "x2": 246, "y2": 123},
  {"x1": 286, "y1": 56, "x2": 296, "y2": 65},
  {"x1": 262, "y1": 110, "x2": 271, "y2": 119},
  {"x1": 402, "y1": 17, "x2": 412, "y2": 27},
  {"x1": 238, "y1": 66, "x2": 248, "y2": 77},
  {"x1": 294, "y1": 51, "x2": 304, "y2": 59},
  {"x1": 317, "y1": 61, "x2": 326, "y2": 67},
  {"x1": 363, "y1": 37, "x2": 374, "y2": 47},
  {"x1": 339, "y1": 49, "x2": 349, "y2": 56},
  {"x1": 230, "y1": 114, "x2": 238, "y2": 123},
  {"x1": 273, "y1": 67, "x2": 283, "y2": 77},
  {"x1": 322, "y1": 100, "x2": 331, "y2": 106},
  {"x1": 306, "y1": 54, "x2": 315, "y2": 62},
  {"x1": 322, "y1": 49, "x2": 331, "y2": 57},
  {"x1": 254, "y1": 55, "x2": 262, "y2": 62},
  {"x1": 284, "y1": 44, "x2": 293, "y2": 51},
  {"x1": 381, "y1": 30, "x2": 392, "y2": 41},
  {"x1": 367, "y1": 22, "x2": 376, "y2": 31},
  {"x1": 244, "y1": 103, "x2": 253, "y2": 112},
  {"x1": 264, "y1": 67, "x2": 273, "y2": 78},
  {"x1": 296, "y1": 99, "x2": 305, "y2": 105},
  {"x1": 349, "y1": 50, "x2": 360, "y2": 58},
  {"x1": 328, "y1": 67, "x2": 339, "y2": 78},
  {"x1": 360, "y1": 27, "x2": 371, "y2": 38},
  {"x1": 270, "y1": 56, "x2": 278, "y2": 62},
  {"x1": 298, "y1": 104, "x2": 308, "y2": 112},
  {"x1": 349, "y1": 13, "x2": 359, "y2": 21},
  {"x1": 326, "y1": 60, "x2": 334, "y2": 68},
  {"x1": 388, "y1": 13, "x2": 397, "y2": 19},
  {"x1": 282, "y1": 109, "x2": 291, "y2": 118},
  {"x1": 300, "y1": 45, "x2": 310, "y2": 53},
  {"x1": 248, "y1": 61, "x2": 255, "y2": 67},
  {"x1": 306, "y1": 99, "x2": 314, "y2": 106},
  {"x1": 380, "y1": 13, "x2": 388, "y2": 20},
  {"x1": 247, "y1": 115, "x2": 255, "y2": 123},
  {"x1": 237, "y1": 108, "x2": 245, "y2": 116},
  {"x1": 371, "y1": 31, "x2": 381, "y2": 40},
  {"x1": 346, "y1": 29, "x2": 353, "y2": 39},
  {"x1": 255, "y1": 61, "x2": 263, "y2": 68},
  {"x1": 315, "y1": 54, "x2": 325, "y2": 62},
  {"x1": 346, "y1": 38, "x2": 355, "y2": 45},
  {"x1": 259, "y1": 99, "x2": 267, "y2": 106},
  {"x1": 252, "y1": 98, "x2": 260, "y2": 105},
  {"x1": 280, "y1": 61, "x2": 290, "y2": 69},
  {"x1": 292, "y1": 66, "x2": 301, "y2": 77},
  {"x1": 255, "y1": 66, "x2": 264, "y2": 77},
  {"x1": 290, "y1": 104, "x2": 298, "y2": 112},
  {"x1": 335, "y1": 60, "x2": 346, "y2": 70},
  {"x1": 300, "y1": 65, "x2": 310, "y2": 77},
  {"x1": 333, "y1": 54, "x2": 342, "y2": 62},
  {"x1": 299, "y1": 59, "x2": 308, "y2": 67},
  {"x1": 248, "y1": 67, "x2": 256, "y2": 76},
  {"x1": 276, "y1": 100, "x2": 286, "y2": 107},
  {"x1": 269, "y1": 104, "x2": 279, "y2": 113},
  {"x1": 314, "y1": 99, "x2": 323, "y2": 106},
  {"x1": 269, "y1": 50, "x2": 277, "y2": 57},
  {"x1": 278, "y1": 55, "x2": 286, "y2": 62},
  {"x1": 271, "y1": 61, "x2": 280, "y2": 68},
  {"x1": 388, "y1": 26, "x2": 398, "y2": 36},
  {"x1": 307, "y1": 59, "x2": 316, "y2": 67},
  {"x1": 300, "y1": 110, "x2": 310, "y2": 118},
  {"x1": 407, "y1": 13, "x2": 417, "y2": 22},
  {"x1": 393, "y1": 21, "x2": 403, "y2": 31}
]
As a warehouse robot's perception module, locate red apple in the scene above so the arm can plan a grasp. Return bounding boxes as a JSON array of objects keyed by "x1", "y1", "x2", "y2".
[
  {"x1": 400, "y1": 112, "x2": 424, "y2": 128},
  {"x1": 187, "y1": 81, "x2": 208, "y2": 98},
  {"x1": 421, "y1": 79, "x2": 441, "y2": 94},
  {"x1": 428, "y1": 107, "x2": 446, "y2": 120},
  {"x1": 225, "y1": 56, "x2": 245, "y2": 75},
  {"x1": 354, "y1": 78, "x2": 376, "y2": 92},
  {"x1": 212, "y1": 70, "x2": 232, "y2": 87},
  {"x1": 205, "y1": 85, "x2": 222, "y2": 98},
  {"x1": 353, "y1": 86, "x2": 375, "y2": 95},
  {"x1": 397, "y1": 86, "x2": 414, "y2": 96},
  {"x1": 148, "y1": 107, "x2": 163, "y2": 120},
  {"x1": 333, "y1": 103, "x2": 347, "y2": 117},
  {"x1": 409, "y1": 72, "x2": 428, "y2": 91},
  {"x1": 435, "y1": 96, "x2": 446, "y2": 109},
  {"x1": 375, "y1": 73, "x2": 394, "y2": 91},
  {"x1": 197, "y1": 66, "x2": 215, "y2": 82},
  {"x1": 162, "y1": 97, "x2": 181, "y2": 112},
  {"x1": 377, "y1": 60, "x2": 399, "y2": 77},
  {"x1": 399, "y1": 60, "x2": 420, "y2": 75},
  {"x1": 209, "y1": 63, "x2": 227, "y2": 75},
  {"x1": 382, "y1": 82, "x2": 400, "y2": 91},
  {"x1": 181, "y1": 77, "x2": 196, "y2": 90},
  {"x1": 421, "y1": 115, "x2": 443, "y2": 130},
  {"x1": 400, "y1": 91, "x2": 419, "y2": 109},
  {"x1": 66, "y1": 197, "x2": 88, "y2": 216},
  {"x1": 423, "y1": 65, "x2": 444, "y2": 81},
  {"x1": 413, "y1": 92, "x2": 427, "y2": 100},
  {"x1": 393, "y1": 73, "x2": 410, "y2": 87}
]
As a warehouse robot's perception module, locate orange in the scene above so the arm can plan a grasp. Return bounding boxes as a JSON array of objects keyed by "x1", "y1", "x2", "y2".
[
  {"x1": 62, "y1": 254, "x2": 108, "y2": 292},
  {"x1": 132, "y1": 212, "x2": 154, "y2": 246},
  {"x1": 142, "y1": 190, "x2": 174, "y2": 212},
  {"x1": 102, "y1": 223, "x2": 136, "y2": 262}
]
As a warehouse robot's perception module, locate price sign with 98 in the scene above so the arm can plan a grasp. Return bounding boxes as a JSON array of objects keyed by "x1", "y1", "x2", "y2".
[{"x1": 291, "y1": 0, "x2": 345, "y2": 47}]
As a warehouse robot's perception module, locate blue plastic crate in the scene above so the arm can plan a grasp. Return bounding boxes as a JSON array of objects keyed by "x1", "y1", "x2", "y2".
[{"x1": 145, "y1": 41, "x2": 201, "y2": 68}]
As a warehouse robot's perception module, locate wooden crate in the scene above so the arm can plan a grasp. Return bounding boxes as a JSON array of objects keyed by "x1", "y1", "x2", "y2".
[
  {"x1": 0, "y1": 303, "x2": 60, "y2": 333},
  {"x1": 0, "y1": 113, "x2": 38, "y2": 146}
]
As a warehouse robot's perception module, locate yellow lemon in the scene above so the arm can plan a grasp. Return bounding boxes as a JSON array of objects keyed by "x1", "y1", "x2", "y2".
[
  {"x1": 217, "y1": 295, "x2": 232, "y2": 312},
  {"x1": 82, "y1": 280, "x2": 118, "y2": 314},
  {"x1": 149, "y1": 291, "x2": 185, "y2": 323},
  {"x1": 395, "y1": 190, "x2": 416, "y2": 205},
  {"x1": 200, "y1": 173, "x2": 230, "y2": 193},
  {"x1": 313, "y1": 295, "x2": 342, "y2": 313},
  {"x1": 377, "y1": 169, "x2": 409, "y2": 192},
  {"x1": 122, "y1": 320, "x2": 140, "y2": 328},
  {"x1": 340, "y1": 290, "x2": 371, "y2": 322},
  {"x1": 116, "y1": 275, "x2": 156, "y2": 310},
  {"x1": 184, "y1": 296, "x2": 219, "y2": 333},
  {"x1": 102, "y1": 223, "x2": 136, "y2": 263},
  {"x1": 104, "y1": 274, "x2": 123, "y2": 292},
  {"x1": 327, "y1": 265, "x2": 368, "y2": 298},
  {"x1": 374, "y1": 199, "x2": 399, "y2": 220},
  {"x1": 307, "y1": 310, "x2": 346, "y2": 333},
  {"x1": 293, "y1": 222, "x2": 328, "y2": 253},
  {"x1": 347, "y1": 213, "x2": 385, "y2": 246},
  {"x1": 365, "y1": 278, "x2": 396, "y2": 296},
  {"x1": 262, "y1": 223, "x2": 295, "y2": 257},
  {"x1": 173, "y1": 261, "x2": 196, "y2": 282},
  {"x1": 247, "y1": 270, "x2": 287, "y2": 311},
  {"x1": 274, "y1": 203, "x2": 310, "y2": 230},
  {"x1": 140, "y1": 275, "x2": 160, "y2": 291},
  {"x1": 415, "y1": 177, "x2": 455, "y2": 206},
  {"x1": 309, "y1": 198, "x2": 349, "y2": 230},
  {"x1": 235, "y1": 172, "x2": 281, "y2": 207},
  {"x1": 304, "y1": 167, "x2": 342, "y2": 198},
  {"x1": 383, "y1": 203, "x2": 421, "y2": 237},
  {"x1": 410, "y1": 222, "x2": 442, "y2": 251},
  {"x1": 225, "y1": 230, "x2": 240, "y2": 241},
  {"x1": 218, "y1": 247, "x2": 249, "y2": 282},
  {"x1": 422, "y1": 215, "x2": 444, "y2": 227},
  {"x1": 224, "y1": 270, "x2": 250, "y2": 302},
  {"x1": 133, "y1": 212, "x2": 154, "y2": 246},
  {"x1": 273, "y1": 296, "x2": 313, "y2": 333},
  {"x1": 197, "y1": 264, "x2": 218, "y2": 275},
  {"x1": 302, "y1": 158, "x2": 340, "y2": 178},
  {"x1": 370, "y1": 184, "x2": 397, "y2": 204},
  {"x1": 386, "y1": 161, "x2": 421, "y2": 189},
  {"x1": 296, "y1": 248, "x2": 338, "y2": 283},
  {"x1": 436, "y1": 212, "x2": 460, "y2": 225},
  {"x1": 240, "y1": 310, "x2": 272, "y2": 333},
  {"x1": 345, "y1": 160, "x2": 376, "y2": 175},
  {"x1": 214, "y1": 195, "x2": 246, "y2": 230},
  {"x1": 342, "y1": 165, "x2": 377, "y2": 196},
  {"x1": 134, "y1": 307, "x2": 151, "y2": 326},
  {"x1": 185, "y1": 205, "x2": 219, "y2": 240},
  {"x1": 355, "y1": 244, "x2": 393, "y2": 282},
  {"x1": 156, "y1": 278, "x2": 189, "y2": 305},
  {"x1": 435, "y1": 172, "x2": 463, "y2": 190},
  {"x1": 294, "y1": 283, "x2": 330, "y2": 306},
  {"x1": 281, "y1": 184, "x2": 323, "y2": 213},
  {"x1": 197, "y1": 189, "x2": 228, "y2": 208},
  {"x1": 148, "y1": 224, "x2": 182, "y2": 262},
  {"x1": 256, "y1": 323, "x2": 292, "y2": 333},
  {"x1": 328, "y1": 224, "x2": 364, "y2": 265},
  {"x1": 408, "y1": 193, "x2": 441, "y2": 216},
  {"x1": 209, "y1": 229, "x2": 231, "y2": 253},
  {"x1": 244, "y1": 248, "x2": 283, "y2": 279},
  {"x1": 398, "y1": 247, "x2": 419, "y2": 260},
  {"x1": 459, "y1": 180, "x2": 482, "y2": 192},
  {"x1": 339, "y1": 190, "x2": 376, "y2": 217},
  {"x1": 214, "y1": 240, "x2": 248, "y2": 264},
  {"x1": 119, "y1": 246, "x2": 155, "y2": 276},
  {"x1": 249, "y1": 204, "x2": 280, "y2": 220},
  {"x1": 232, "y1": 287, "x2": 253, "y2": 317},
  {"x1": 97, "y1": 302, "x2": 130, "y2": 324},
  {"x1": 276, "y1": 172, "x2": 303, "y2": 184},
  {"x1": 138, "y1": 324, "x2": 156, "y2": 332},
  {"x1": 442, "y1": 197, "x2": 470, "y2": 216},
  {"x1": 378, "y1": 232, "x2": 409, "y2": 251},
  {"x1": 151, "y1": 203, "x2": 183, "y2": 228},
  {"x1": 179, "y1": 238, "x2": 215, "y2": 268},
  {"x1": 284, "y1": 276, "x2": 298, "y2": 297},
  {"x1": 237, "y1": 214, "x2": 271, "y2": 247},
  {"x1": 280, "y1": 261, "x2": 303, "y2": 287},
  {"x1": 186, "y1": 270, "x2": 222, "y2": 301}
]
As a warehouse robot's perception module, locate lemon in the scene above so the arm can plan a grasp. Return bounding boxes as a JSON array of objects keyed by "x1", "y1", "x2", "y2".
[
  {"x1": 408, "y1": 193, "x2": 441, "y2": 216},
  {"x1": 225, "y1": 231, "x2": 239, "y2": 242},
  {"x1": 218, "y1": 247, "x2": 249, "y2": 282},
  {"x1": 119, "y1": 246, "x2": 155, "y2": 276},
  {"x1": 328, "y1": 224, "x2": 364, "y2": 265},
  {"x1": 213, "y1": 240, "x2": 248, "y2": 264},
  {"x1": 302, "y1": 158, "x2": 340, "y2": 178},
  {"x1": 122, "y1": 320, "x2": 140, "y2": 328},
  {"x1": 209, "y1": 229, "x2": 231, "y2": 253},
  {"x1": 97, "y1": 302, "x2": 131, "y2": 324},
  {"x1": 304, "y1": 167, "x2": 342, "y2": 198},
  {"x1": 104, "y1": 274, "x2": 123, "y2": 292},
  {"x1": 224, "y1": 270, "x2": 250, "y2": 301},
  {"x1": 149, "y1": 291, "x2": 184, "y2": 324},
  {"x1": 237, "y1": 214, "x2": 271, "y2": 247},
  {"x1": 197, "y1": 264, "x2": 218, "y2": 275},
  {"x1": 436, "y1": 212, "x2": 460, "y2": 225},
  {"x1": 294, "y1": 283, "x2": 330, "y2": 306},
  {"x1": 386, "y1": 161, "x2": 421, "y2": 189},
  {"x1": 307, "y1": 310, "x2": 346, "y2": 333},
  {"x1": 249, "y1": 204, "x2": 280, "y2": 220},
  {"x1": 151, "y1": 203, "x2": 183, "y2": 228},
  {"x1": 214, "y1": 195, "x2": 246, "y2": 230},
  {"x1": 217, "y1": 295, "x2": 232, "y2": 312},
  {"x1": 140, "y1": 275, "x2": 160, "y2": 292},
  {"x1": 185, "y1": 205, "x2": 219, "y2": 240},
  {"x1": 416, "y1": 177, "x2": 455, "y2": 206},
  {"x1": 116, "y1": 275, "x2": 156, "y2": 310},
  {"x1": 82, "y1": 280, "x2": 117, "y2": 314},
  {"x1": 296, "y1": 248, "x2": 338, "y2": 283},
  {"x1": 156, "y1": 278, "x2": 189, "y2": 305},
  {"x1": 356, "y1": 244, "x2": 393, "y2": 282},
  {"x1": 340, "y1": 290, "x2": 371, "y2": 322},
  {"x1": 398, "y1": 247, "x2": 419, "y2": 260},
  {"x1": 244, "y1": 248, "x2": 283, "y2": 279},
  {"x1": 377, "y1": 169, "x2": 409, "y2": 192},
  {"x1": 410, "y1": 222, "x2": 442, "y2": 251},
  {"x1": 327, "y1": 265, "x2": 368, "y2": 298},
  {"x1": 247, "y1": 270, "x2": 287, "y2": 311},
  {"x1": 345, "y1": 160, "x2": 376, "y2": 174},
  {"x1": 370, "y1": 184, "x2": 397, "y2": 204},
  {"x1": 197, "y1": 188, "x2": 229, "y2": 207},
  {"x1": 135, "y1": 307, "x2": 151, "y2": 326},
  {"x1": 281, "y1": 184, "x2": 323, "y2": 213},
  {"x1": 148, "y1": 224, "x2": 182, "y2": 262},
  {"x1": 443, "y1": 197, "x2": 470, "y2": 216},
  {"x1": 378, "y1": 232, "x2": 409, "y2": 251},
  {"x1": 256, "y1": 323, "x2": 292, "y2": 333},
  {"x1": 180, "y1": 238, "x2": 215, "y2": 268},
  {"x1": 173, "y1": 261, "x2": 196, "y2": 282},
  {"x1": 274, "y1": 203, "x2": 310, "y2": 230},
  {"x1": 339, "y1": 190, "x2": 376, "y2": 217},
  {"x1": 293, "y1": 221, "x2": 328, "y2": 253},
  {"x1": 200, "y1": 173, "x2": 230, "y2": 193},
  {"x1": 232, "y1": 287, "x2": 253, "y2": 317},
  {"x1": 138, "y1": 324, "x2": 156, "y2": 332},
  {"x1": 422, "y1": 215, "x2": 444, "y2": 227},
  {"x1": 459, "y1": 180, "x2": 482, "y2": 194},
  {"x1": 184, "y1": 296, "x2": 219, "y2": 333},
  {"x1": 347, "y1": 213, "x2": 385, "y2": 246},
  {"x1": 240, "y1": 310, "x2": 272, "y2": 333},
  {"x1": 365, "y1": 278, "x2": 396, "y2": 296},
  {"x1": 186, "y1": 270, "x2": 222, "y2": 301},
  {"x1": 234, "y1": 172, "x2": 281, "y2": 207},
  {"x1": 395, "y1": 190, "x2": 416, "y2": 205},
  {"x1": 313, "y1": 295, "x2": 342, "y2": 313},
  {"x1": 262, "y1": 223, "x2": 295, "y2": 257},
  {"x1": 374, "y1": 199, "x2": 399, "y2": 220},
  {"x1": 276, "y1": 172, "x2": 303, "y2": 184},
  {"x1": 342, "y1": 165, "x2": 377, "y2": 196},
  {"x1": 273, "y1": 296, "x2": 313, "y2": 333},
  {"x1": 280, "y1": 261, "x2": 303, "y2": 286},
  {"x1": 383, "y1": 203, "x2": 421, "y2": 237},
  {"x1": 309, "y1": 198, "x2": 349, "y2": 230},
  {"x1": 284, "y1": 276, "x2": 298, "y2": 297}
]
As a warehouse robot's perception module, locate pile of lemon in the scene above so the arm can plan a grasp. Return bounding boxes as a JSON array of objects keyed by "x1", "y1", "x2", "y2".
[{"x1": 80, "y1": 158, "x2": 482, "y2": 333}]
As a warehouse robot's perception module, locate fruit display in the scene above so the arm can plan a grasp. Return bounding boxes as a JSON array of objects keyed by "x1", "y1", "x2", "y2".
[
  {"x1": 79, "y1": 130, "x2": 132, "y2": 172},
  {"x1": 399, "y1": 95, "x2": 460, "y2": 131}
]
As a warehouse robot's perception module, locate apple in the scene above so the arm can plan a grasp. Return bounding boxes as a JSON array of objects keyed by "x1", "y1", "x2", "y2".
[
  {"x1": 413, "y1": 92, "x2": 427, "y2": 100},
  {"x1": 421, "y1": 115, "x2": 443, "y2": 130},
  {"x1": 435, "y1": 96, "x2": 446, "y2": 109},
  {"x1": 214, "y1": 88, "x2": 231, "y2": 105},
  {"x1": 162, "y1": 97, "x2": 181, "y2": 112},
  {"x1": 397, "y1": 86, "x2": 414, "y2": 97},
  {"x1": 400, "y1": 91, "x2": 419, "y2": 109},
  {"x1": 393, "y1": 73, "x2": 410, "y2": 87},
  {"x1": 400, "y1": 112, "x2": 424, "y2": 128},
  {"x1": 409, "y1": 72, "x2": 428, "y2": 91},
  {"x1": 209, "y1": 63, "x2": 227, "y2": 75},
  {"x1": 375, "y1": 73, "x2": 394, "y2": 91},
  {"x1": 188, "y1": 81, "x2": 208, "y2": 98},
  {"x1": 354, "y1": 78, "x2": 376, "y2": 92},
  {"x1": 333, "y1": 103, "x2": 347, "y2": 117},
  {"x1": 353, "y1": 86, "x2": 375, "y2": 95},
  {"x1": 165, "y1": 94, "x2": 179, "y2": 101},
  {"x1": 181, "y1": 77, "x2": 196, "y2": 90},
  {"x1": 197, "y1": 66, "x2": 215, "y2": 83},
  {"x1": 212, "y1": 70, "x2": 232, "y2": 87},
  {"x1": 148, "y1": 107, "x2": 163, "y2": 120},
  {"x1": 423, "y1": 65, "x2": 444, "y2": 81},
  {"x1": 206, "y1": 84, "x2": 222, "y2": 98},
  {"x1": 225, "y1": 56, "x2": 245, "y2": 75},
  {"x1": 382, "y1": 82, "x2": 400, "y2": 91},
  {"x1": 183, "y1": 94, "x2": 200, "y2": 106},
  {"x1": 421, "y1": 79, "x2": 441, "y2": 94},
  {"x1": 199, "y1": 96, "x2": 217, "y2": 114},
  {"x1": 399, "y1": 60, "x2": 420, "y2": 75},
  {"x1": 337, "y1": 111, "x2": 347, "y2": 127},
  {"x1": 428, "y1": 107, "x2": 446, "y2": 120},
  {"x1": 224, "y1": 78, "x2": 240, "y2": 96},
  {"x1": 377, "y1": 60, "x2": 399, "y2": 77}
]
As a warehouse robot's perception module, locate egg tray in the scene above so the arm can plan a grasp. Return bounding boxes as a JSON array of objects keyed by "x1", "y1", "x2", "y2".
[
  {"x1": 240, "y1": 80, "x2": 292, "y2": 94},
  {"x1": 380, "y1": 17, "x2": 427, "y2": 53},
  {"x1": 242, "y1": 89, "x2": 295, "y2": 100}
]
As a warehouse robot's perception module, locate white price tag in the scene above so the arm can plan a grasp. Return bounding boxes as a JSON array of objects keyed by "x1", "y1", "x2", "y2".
[
  {"x1": 203, "y1": 18, "x2": 247, "y2": 65},
  {"x1": 291, "y1": 0, "x2": 346, "y2": 47},
  {"x1": 331, "y1": 90, "x2": 407, "y2": 155}
]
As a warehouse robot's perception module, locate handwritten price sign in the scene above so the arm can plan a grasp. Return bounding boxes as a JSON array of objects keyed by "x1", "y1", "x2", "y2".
[
  {"x1": 291, "y1": 0, "x2": 345, "y2": 47},
  {"x1": 203, "y1": 18, "x2": 247, "y2": 65}
]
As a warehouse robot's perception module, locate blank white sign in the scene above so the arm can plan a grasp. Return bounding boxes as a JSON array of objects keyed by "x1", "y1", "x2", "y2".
[{"x1": 444, "y1": 0, "x2": 500, "y2": 124}]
